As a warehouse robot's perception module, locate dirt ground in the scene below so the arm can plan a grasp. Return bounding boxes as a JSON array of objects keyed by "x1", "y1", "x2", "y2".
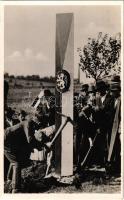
[{"x1": 4, "y1": 162, "x2": 121, "y2": 194}]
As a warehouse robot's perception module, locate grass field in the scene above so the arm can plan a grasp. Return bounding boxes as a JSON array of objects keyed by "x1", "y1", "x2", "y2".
[{"x1": 7, "y1": 87, "x2": 55, "y2": 111}]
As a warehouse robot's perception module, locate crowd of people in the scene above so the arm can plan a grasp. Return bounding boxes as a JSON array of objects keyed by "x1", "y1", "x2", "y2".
[
  {"x1": 4, "y1": 74, "x2": 121, "y2": 193},
  {"x1": 74, "y1": 75, "x2": 121, "y2": 175}
]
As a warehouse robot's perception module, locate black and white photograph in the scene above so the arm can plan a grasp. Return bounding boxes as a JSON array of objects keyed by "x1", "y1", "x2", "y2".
[{"x1": 2, "y1": 2, "x2": 123, "y2": 196}]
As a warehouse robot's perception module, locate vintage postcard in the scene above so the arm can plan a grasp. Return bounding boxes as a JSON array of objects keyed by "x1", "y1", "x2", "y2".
[{"x1": 0, "y1": 1, "x2": 123, "y2": 200}]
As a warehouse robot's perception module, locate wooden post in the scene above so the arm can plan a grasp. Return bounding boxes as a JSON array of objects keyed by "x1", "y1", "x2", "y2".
[{"x1": 55, "y1": 13, "x2": 74, "y2": 176}]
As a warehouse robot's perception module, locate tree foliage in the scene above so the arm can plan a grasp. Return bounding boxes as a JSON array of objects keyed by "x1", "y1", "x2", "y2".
[{"x1": 78, "y1": 32, "x2": 121, "y2": 81}]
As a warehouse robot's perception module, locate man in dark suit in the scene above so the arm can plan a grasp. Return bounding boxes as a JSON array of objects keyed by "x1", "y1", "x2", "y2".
[
  {"x1": 76, "y1": 84, "x2": 96, "y2": 172},
  {"x1": 94, "y1": 80, "x2": 112, "y2": 167},
  {"x1": 106, "y1": 76, "x2": 121, "y2": 175}
]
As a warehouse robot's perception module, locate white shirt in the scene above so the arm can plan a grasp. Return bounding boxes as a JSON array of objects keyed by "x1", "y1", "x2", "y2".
[{"x1": 101, "y1": 94, "x2": 107, "y2": 104}]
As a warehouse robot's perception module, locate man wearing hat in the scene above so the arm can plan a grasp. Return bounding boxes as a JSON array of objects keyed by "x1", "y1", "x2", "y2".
[
  {"x1": 77, "y1": 84, "x2": 89, "y2": 113},
  {"x1": 79, "y1": 83, "x2": 89, "y2": 100},
  {"x1": 94, "y1": 80, "x2": 112, "y2": 167},
  {"x1": 87, "y1": 85, "x2": 96, "y2": 108},
  {"x1": 106, "y1": 76, "x2": 121, "y2": 175},
  {"x1": 76, "y1": 83, "x2": 97, "y2": 171}
]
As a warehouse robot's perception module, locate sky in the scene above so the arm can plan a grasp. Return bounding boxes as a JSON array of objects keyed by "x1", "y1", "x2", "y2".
[{"x1": 4, "y1": 5, "x2": 121, "y2": 81}]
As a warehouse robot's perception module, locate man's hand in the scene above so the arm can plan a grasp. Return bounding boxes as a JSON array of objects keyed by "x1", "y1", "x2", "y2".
[
  {"x1": 88, "y1": 137, "x2": 93, "y2": 147},
  {"x1": 40, "y1": 125, "x2": 55, "y2": 137},
  {"x1": 22, "y1": 116, "x2": 32, "y2": 143},
  {"x1": 45, "y1": 142, "x2": 52, "y2": 151},
  {"x1": 34, "y1": 130, "x2": 44, "y2": 142},
  {"x1": 94, "y1": 106, "x2": 99, "y2": 112},
  {"x1": 97, "y1": 128, "x2": 101, "y2": 134}
]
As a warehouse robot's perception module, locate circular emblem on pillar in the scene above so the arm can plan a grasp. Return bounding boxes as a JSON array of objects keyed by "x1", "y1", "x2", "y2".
[{"x1": 56, "y1": 69, "x2": 71, "y2": 93}]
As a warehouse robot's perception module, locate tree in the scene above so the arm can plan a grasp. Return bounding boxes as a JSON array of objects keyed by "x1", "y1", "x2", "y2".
[{"x1": 78, "y1": 32, "x2": 121, "y2": 82}]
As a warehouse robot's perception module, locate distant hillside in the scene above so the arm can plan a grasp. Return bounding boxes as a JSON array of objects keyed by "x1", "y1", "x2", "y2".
[{"x1": 4, "y1": 75, "x2": 55, "y2": 89}]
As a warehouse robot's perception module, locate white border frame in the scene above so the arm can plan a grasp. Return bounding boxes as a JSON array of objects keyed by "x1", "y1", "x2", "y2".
[{"x1": 0, "y1": 1, "x2": 123, "y2": 200}]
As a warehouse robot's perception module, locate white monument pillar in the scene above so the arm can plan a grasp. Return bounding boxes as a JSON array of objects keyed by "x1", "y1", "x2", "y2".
[{"x1": 55, "y1": 13, "x2": 74, "y2": 176}]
